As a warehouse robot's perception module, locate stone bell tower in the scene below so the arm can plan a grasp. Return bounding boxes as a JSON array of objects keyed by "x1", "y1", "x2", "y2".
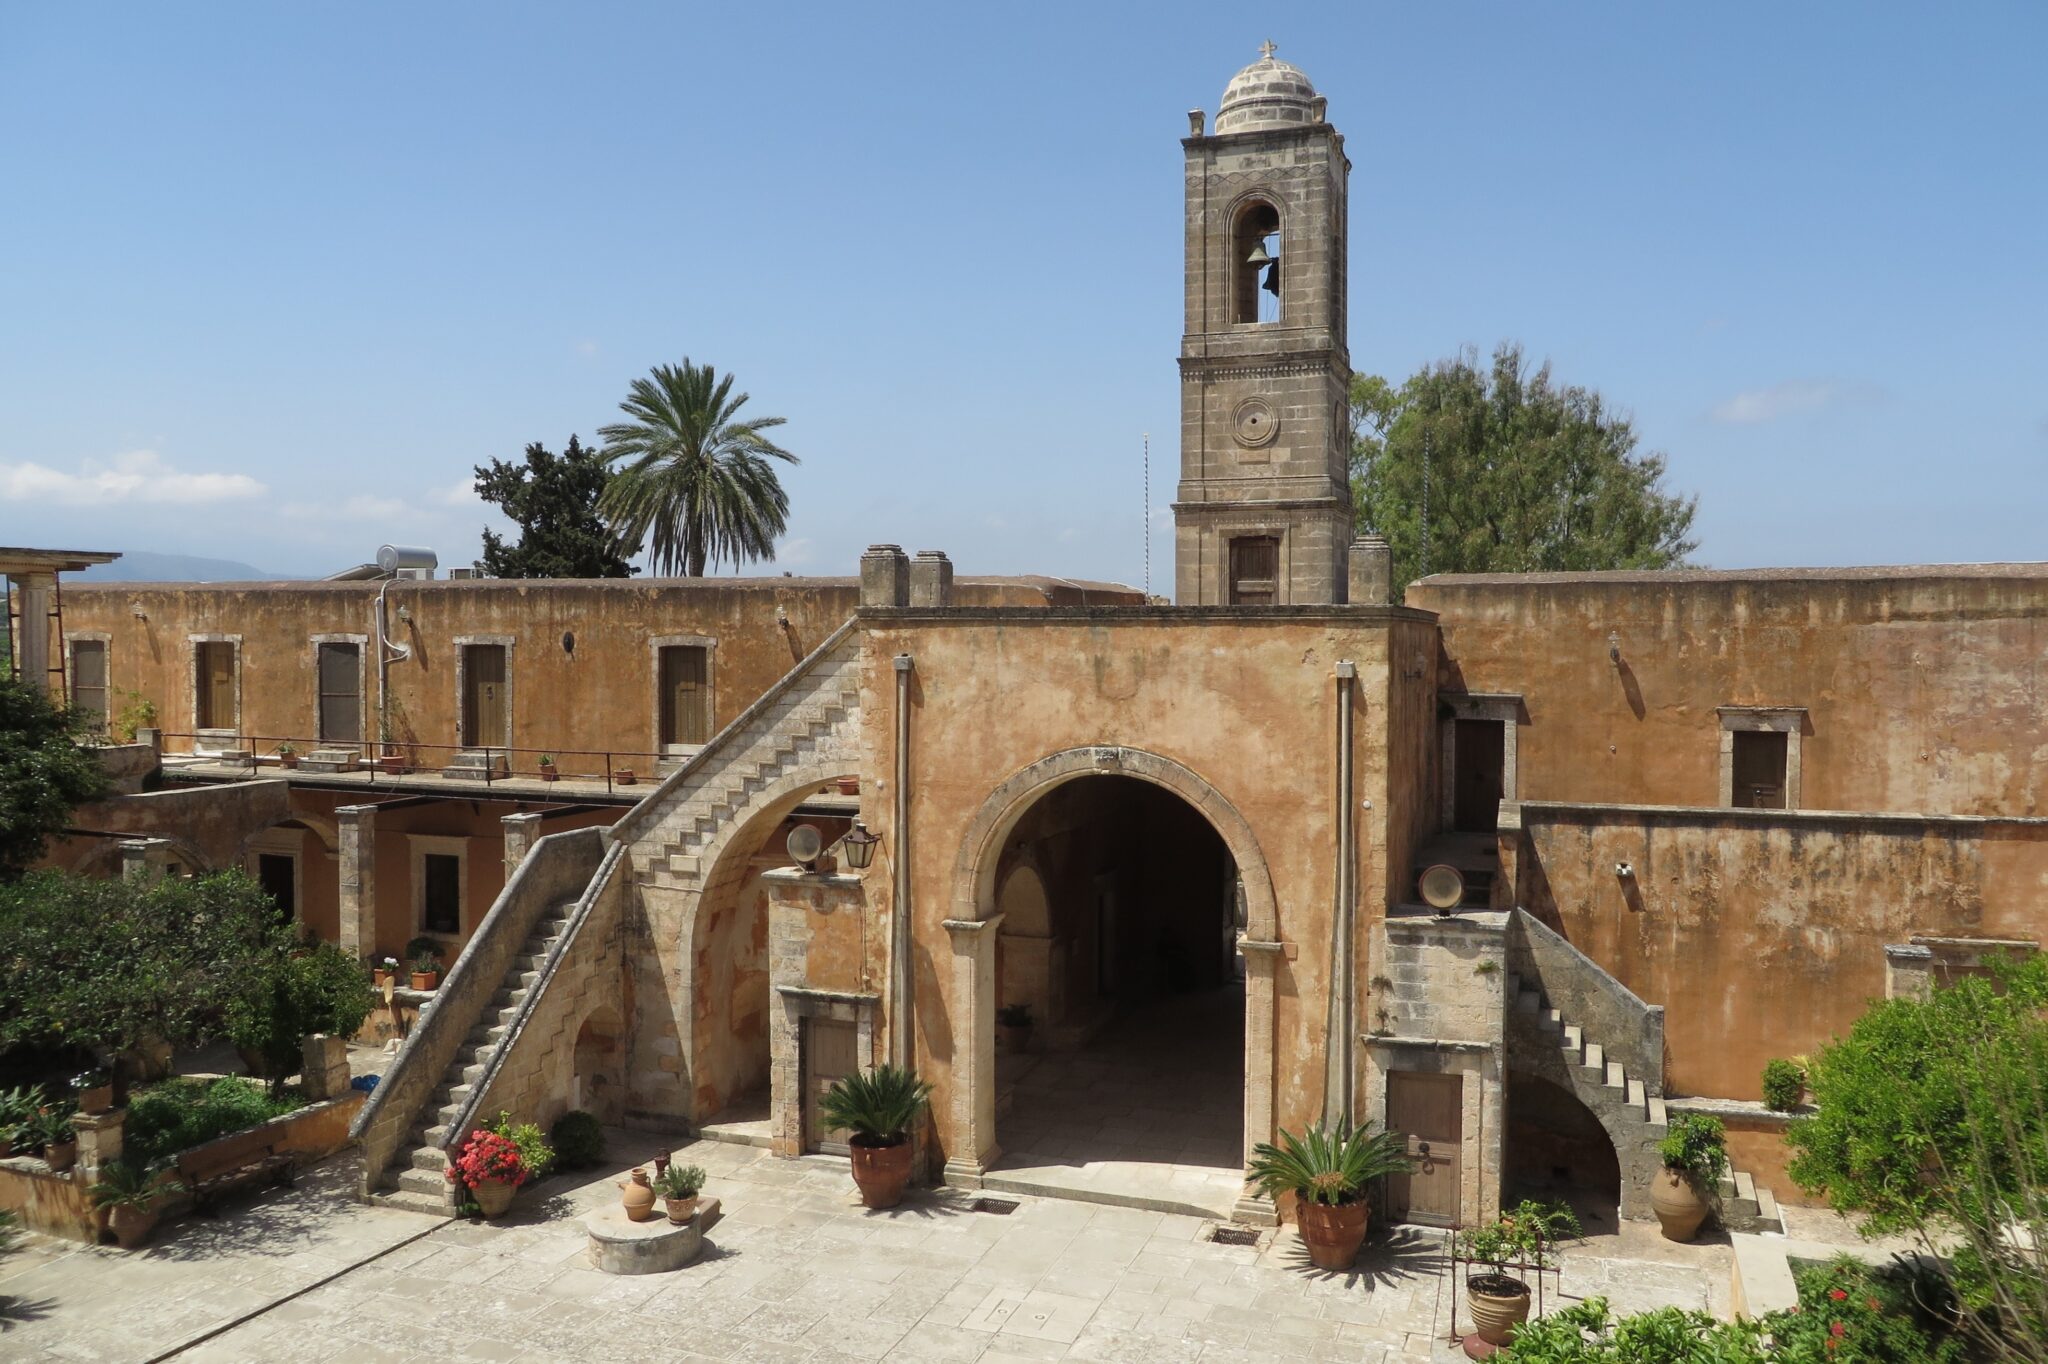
[{"x1": 1175, "y1": 44, "x2": 1353, "y2": 606}]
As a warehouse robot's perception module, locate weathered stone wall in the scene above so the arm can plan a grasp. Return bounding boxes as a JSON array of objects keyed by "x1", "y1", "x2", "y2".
[
  {"x1": 44, "y1": 778, "x2": 290, "y2": 876},
  {"x1": 1515, "y1": 799, "x2": 2048, "y2": 1097},
  {"x1": 1409, "y1": 565, "x2": 2048, "y2": 817}
]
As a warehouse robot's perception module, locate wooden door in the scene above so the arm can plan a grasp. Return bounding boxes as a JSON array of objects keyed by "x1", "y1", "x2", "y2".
[
  {"x1": 462, "y1": 645, "x2": 508, "y2": 748},
  {"x1": 197, "y1": 641, "x2": 236, "y2": 730},
  {"x1": 1228, "y1": 536, "x2": 1279, "y2": 605},
  {"x1": 1386, "y1": 1070, "x2": 1463, "y2": 1227},
  {"x1": 317, "y1": 642, "x2": 361, "y2": 744},
  {"x1": 659, "y1": 645, "x2": 709, "y2": 748},
  {"x1": 1453, "y1": 719, "x2": 1506, "y2": 832},
  {"x1": 803, "y1": 1019, "x2": 859, "y2": 1155}
]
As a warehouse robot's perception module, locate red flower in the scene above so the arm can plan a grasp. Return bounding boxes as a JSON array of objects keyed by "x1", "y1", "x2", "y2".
[
  {"x1": 1826, "y1": 1341, "x2": 1837, "y2": 1353},
  {"x1": 1828, "y1": 1288, "x2": 1849, "y2": 1301},
  {"x1": 443, "y1": 1129, "x2": 529, "y2": 1189},
  {"x1": 1866, "y1": 1297, "x2": 1881, "y2": 1311},
  {"x1": 1831, "y1": 1321, "x2": 1846, "y2": 1338}
]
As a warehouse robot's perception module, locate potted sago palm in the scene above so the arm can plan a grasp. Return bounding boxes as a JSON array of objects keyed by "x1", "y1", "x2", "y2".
[
  {"x1": 1247, "y1": 1120, "x2": 1416, "y2": 1271},
  {"x1": 820, "y1": 1064, "x2": 932, "y2": 1210},
  {"x1": 444, "y1": 1128, "x2": 529, "y2": 1218},
  {"x1": 31, "y1": 1105, "x2": 78, "y2": 1173},
  {"x1": 1652, "y1": 1112, "x2": 1728, "y2": 1242},
  {"x1": 654, "y1": 1162, "x2": 706, "y2": 1223},
  {"x1": 90, "y1": 1157, "x2": 167, "y2": 1249},
  {"x1": 1455, "y1": 1198, "x2": 1581, "y2": 1346}
]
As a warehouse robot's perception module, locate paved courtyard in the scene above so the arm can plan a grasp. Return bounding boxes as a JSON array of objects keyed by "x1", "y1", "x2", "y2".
[{"x1": 0, "y1": 1134, "x2": 1731, "y2": 1364}]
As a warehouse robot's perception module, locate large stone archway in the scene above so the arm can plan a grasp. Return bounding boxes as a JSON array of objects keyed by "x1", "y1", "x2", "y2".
[{"x1": 944, "y1": 745, "x2": 1282, "y2": 1221}]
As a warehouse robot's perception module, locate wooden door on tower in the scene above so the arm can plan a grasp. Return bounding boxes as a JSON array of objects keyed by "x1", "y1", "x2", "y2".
[
  {"x1": 803, "y1": 1018, "x2": 859, "y2": 1155},
  {"x1": 1386, "y1": 1070, "x2": 1463, "y2": 1226}
]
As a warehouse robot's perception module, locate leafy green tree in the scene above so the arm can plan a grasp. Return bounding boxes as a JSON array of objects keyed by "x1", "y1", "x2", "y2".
[
  {"x1": 1350, "y1": 343, "x2": 1699, "y2": 597},
  {"x1": 225, "y1": 940, "x2": 376, "y2": 1095},
  {"x1": 474, "y1": 436, "x2": 638, "y2": 579},
  {"x1": 597, "y1": 359, "x2": 798, "y2": 576},
  {"x1": 0, "y1": 870, "x2": 289, "y2": 1060},
  {"x1": 0, "y1": 678, "x2": 110, "y2": 881}
]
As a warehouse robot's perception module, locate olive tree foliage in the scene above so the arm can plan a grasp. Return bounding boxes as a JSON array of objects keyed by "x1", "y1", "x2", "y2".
[
  {"x1": 1349, "y1": 343, "x2": 1699, "y2": 598},
  {"x1": 0, "y1": 870, "x2": 293, "y2": 1061},
  {"x1": 226, "y1": 939, "x2": 376, "y2": 1095},
  {"x1": 1787, "y1": 954, "x2": 2048, "y2": 1361},
  {"x1": 0, "y1": 676, "x2": 110, "y2": 881}
]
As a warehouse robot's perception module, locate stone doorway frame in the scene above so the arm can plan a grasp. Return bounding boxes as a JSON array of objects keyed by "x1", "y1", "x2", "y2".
[{"x1": 944, "y1": 745, "x2": 1281, "y2": 1220}]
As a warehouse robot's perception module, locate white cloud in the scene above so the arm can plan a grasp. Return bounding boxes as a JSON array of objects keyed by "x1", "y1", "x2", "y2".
[
  {"x1": 430, "y1": 479, "x2": 481, "y2": 507},
  {"x1": 1709, "y1": 380, "x2": 1845, "y2": 425},
  {"x1": 281, "y1": 494, "x2": 420, "y2": 523},
  {"x1": 574, "y1": 339, "x2": 600, "y2": 358},
  {"x1": 0, "y1": 449, "x2": 265, "y2": 505}
]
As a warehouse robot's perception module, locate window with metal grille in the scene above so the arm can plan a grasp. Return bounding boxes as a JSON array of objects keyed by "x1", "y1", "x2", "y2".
[{"x1": 1228, "y1": 536, "x2": 1279, "y2": 605}]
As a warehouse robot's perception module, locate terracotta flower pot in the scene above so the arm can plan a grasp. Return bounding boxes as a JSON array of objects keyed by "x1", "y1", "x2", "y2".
[
  {"x1": 1295, "y1": 1197, "x2": 1369, "y2": 1271},
  {"x1": 540, "y1": 767, "x2": 558, "y2": 782},
  {"x1": 44, "y1": 1138, "x2": 77, "y2": 1173},
  {"x1": 664, "y1": 1195, "x2": 699, "y2": 1224},
  {"x1": 108, "y1": 1204, "x2": 158, "y2": 1249},
  {"x1": 280, "y1": 754, "x2": 299, "y2": 770},
  {"x1": 378, "y1": 756, "x2": 407, "y2": 775},
  {"x1": 613, "y1": 769, "x2": 636, "y2": 787},
  {"x1": 1467, "y1": 1274, "x2": 1532, "y2": 1345},
  {"x1": 372, "y1": 969, "x2": 392, "y2": 988},
  {"x1": 410, "y1": 970, "x2": 440, "y2": 991},
  {"x1": 849, "y1": 1137, "x2": 914, "y2": 1210},
  {"x1": 836, "y1": 777, "x2": 860, "y2": 796},
  {"x1": 79, "y1": 1084, "x2": 114, "y2": 1115},
  {"x1": 1651, "y1": 1167, "x2": 1709, "y2": 1242},
  {"x1": 620, "y1": 1167, "x2": 657, "y2": 1222},
  {"x1": 473, "y1": 1176, "x2": 517, "y2": 1218}
]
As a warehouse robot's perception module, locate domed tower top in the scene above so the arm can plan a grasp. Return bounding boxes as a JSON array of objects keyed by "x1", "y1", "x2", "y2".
[{"x1": 1214, "y1": 41, "x2": 1323, "y2": 134}]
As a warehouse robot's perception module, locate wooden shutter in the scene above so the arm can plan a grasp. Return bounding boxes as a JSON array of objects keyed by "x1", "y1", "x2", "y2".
[
  {"x1": 197, "y1": 642, "x2": 236, "y2": 730},
  {"x1": 1228, "y1": 536, "x2": 1279, "y2": 605},
  {"x1": 70, "y1": 640, "x2": 108, "y2": 730},
  {"x1": 660, "y1": 646, "x2": 710, "y2": 747},
  {"x1": 317, "y1": 643, "x2": 361, "y2": 744},
  {"x1": 462, "y1": 645, "x2": 508, "y2": 748}
]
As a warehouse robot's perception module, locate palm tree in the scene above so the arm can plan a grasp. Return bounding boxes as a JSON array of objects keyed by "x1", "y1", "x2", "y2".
[{"x1": 596, "y1": 360, "x2": 798, "y2": 576}]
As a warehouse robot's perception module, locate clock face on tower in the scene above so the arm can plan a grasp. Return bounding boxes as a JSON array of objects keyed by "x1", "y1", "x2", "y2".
[{"x1": 1232, "y1": 396, "x2": 1279, "y2": 449}]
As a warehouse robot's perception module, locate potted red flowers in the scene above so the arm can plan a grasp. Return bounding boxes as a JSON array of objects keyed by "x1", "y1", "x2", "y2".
[{"x1": 445, "y1": 1128, "x2": 530, "y2": 1218}]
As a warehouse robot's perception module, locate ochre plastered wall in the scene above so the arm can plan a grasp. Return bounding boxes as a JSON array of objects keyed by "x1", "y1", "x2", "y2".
[
  {"x1": 1408, "y1": 566, "x2": 2048, "y2": 817},
  {"x1": 854, "y1": 606, "x2": 1431, "y2": 1171},
  {"x1": 59, "y1": 576, "x2": 1125, "y2": 770}
]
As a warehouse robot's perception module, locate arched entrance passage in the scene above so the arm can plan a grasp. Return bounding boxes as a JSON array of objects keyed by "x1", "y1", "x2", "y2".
[
  {"x1": 948, "y1": 746, "x2": 1279, "y2": 1221},
  {"x1": 1506, "y1": 1072, "x2": 1623, "y2": 1232}
]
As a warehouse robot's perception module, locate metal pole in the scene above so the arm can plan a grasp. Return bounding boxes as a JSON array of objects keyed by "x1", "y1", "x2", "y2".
[{"x1": 890, "y1": 653, "x2": 914, "y2": 1071}]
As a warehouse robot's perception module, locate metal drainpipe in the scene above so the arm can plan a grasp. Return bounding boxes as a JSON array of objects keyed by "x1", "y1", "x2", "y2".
[
  {"x1": 1326, "y1": 660, "x2": 1358, "y2": 1127},
  {"x1": 891, "y1": 653, "x2": 914, "y2": 1071}
]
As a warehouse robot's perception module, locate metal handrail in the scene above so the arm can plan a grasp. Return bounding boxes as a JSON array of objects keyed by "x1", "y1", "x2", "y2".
[{"x1": 153, "y1": 731, "x2": 672, "y2": 798}]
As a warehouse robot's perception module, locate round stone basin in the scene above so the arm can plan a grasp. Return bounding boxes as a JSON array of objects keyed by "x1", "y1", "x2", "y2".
[{"x1": 584, "y1": 1196, "x2": 720, "y2": 1275}]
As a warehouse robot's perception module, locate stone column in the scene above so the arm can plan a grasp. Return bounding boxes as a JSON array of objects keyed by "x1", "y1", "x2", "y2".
[
  {"x1": 941, "y1": 913, "x2": 1003, "y2": 1185},
  {"x1": 859, "y1": 545, "x2": 909, "y2": 608},
  {"x1": 301, "y1": 1034, "x2": 352, "y2": 1101},
  {"x1": 8, "y1": 572, "x2": 55, "y2": 695},
  {"x1": 909, "y1": 551, "x2": 954, "y2": 608},
  {"x1": 501, "y1": 811, "x2": 543, "y2": 878},
  {"x1": 336, "y1": 804, "x2": 378, "y2": 960},
  {"x1": 1235, "y1": 936, "x2": 1285, "y2": 1224},
  {"x1": 1347, "y1": 535, "x2": 1392, "y2": 605},
  {"x1": 1884, "y1": 943, "x2": 1936, "y2": 1000},
  {"x1": 118, "y1": 837, "x2": 171, "y2": 881},
  {"x1": 72, "y1": 1109, "x2": 124, "y2": 1180}
]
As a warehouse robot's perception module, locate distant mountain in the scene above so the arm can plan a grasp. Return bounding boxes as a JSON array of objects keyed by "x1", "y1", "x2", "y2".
[{"x1": 73, "y1": 552, "x2": 297, "y2": 583}]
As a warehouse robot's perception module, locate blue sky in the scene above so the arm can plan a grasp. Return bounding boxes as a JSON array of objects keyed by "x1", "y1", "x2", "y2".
[{"x1": 2, "y1": 3, "x2": 2043, "y2": 583}]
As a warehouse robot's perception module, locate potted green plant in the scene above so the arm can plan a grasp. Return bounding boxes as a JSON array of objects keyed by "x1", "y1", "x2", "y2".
[
  {"x1": 275, "y1": 741, "x2": 299, "y2": 769},
  {"x1": 1247, "y1": 1120, "x2": 1416, "y2": 1271},
  {"x1": 371, "y1": 954, "x2": 399, "y2": 989},
  {"x1": 1652, "y1": 1112, "x2": 1728, "y2": 1242},
  {"x1": 0, "y1": 1084, "x2": 45, "y2": 1158},
  {"x1": 444, "y1": 1128, "x2": 529, "y2": 1218},
  {"x1": 30, "y1": 1105, "x2": 78, "y2": 1172},
  {"x1": 1762, "y1": 1057, "x2": 1806, "y2": 1112},
  {"x1": 1454, "y1": 1199, "x2": 1581, "y2": 1346},
  {"x1": 408, "y1": 955, "x2": 441, "y2": 991},
  {"x1": 819, "y1": 1064, "x2": 932, "y2": 1210},
  {"x1": 996, "y1": 1002, "x2": 1033, "y2": 1055},
  {"x1": 538, "y1": 754, "x2": 558, "y2": 782},
  {"x1": 72, "y1": 1067, "x2": 114, "y2": 1115},
  {"x1": 653, "y1": 1162, "x2": 706, "y2": 1223},
  {"x1": 90, "y1": 1157, "x2": 166, "y2": 1249}
]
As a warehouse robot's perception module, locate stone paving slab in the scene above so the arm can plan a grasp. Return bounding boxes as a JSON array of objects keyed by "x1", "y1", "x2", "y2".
[{"x1": 1, "y1": 1134, "x2": 1733, "y2": 1363}]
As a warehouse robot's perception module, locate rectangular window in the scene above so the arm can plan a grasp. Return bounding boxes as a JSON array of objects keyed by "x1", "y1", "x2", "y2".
[
  {"x1": 70, "y1": 640, "x2": 109, "y2": 731},
  {"x1": 256, "y1": 852, "x2": 296, "y2": 922},
  {"x1": 317, "y1": 642, "x2": 362, "y2": 744},
  {"x1": 1228, "y1": 536, "x2": 1279, "y2": 606},
  {"x1": 659, "y1": 645, "x2": 711, "y2": 748},
  {"x1": 1731, "y1": 730, "x2": 1788, "y2": 809},
  {"x1": 421, "y1": 853, "x2": 462, "y2": 935},
  {"x1": 196, "y1": 641, "x2": 237, "y2": 730}
]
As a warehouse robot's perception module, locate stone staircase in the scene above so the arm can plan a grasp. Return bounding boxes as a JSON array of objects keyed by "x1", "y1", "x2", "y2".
[
  {"x1": 619, "y1": 619, "x2": 862, "y2": 894},
  {"x1": 1506, "y1": 970, "x2": 1783, "y2": 1234},
  {"x1": 366, "y1": 902, "x2": 577, "y2": 1214}
]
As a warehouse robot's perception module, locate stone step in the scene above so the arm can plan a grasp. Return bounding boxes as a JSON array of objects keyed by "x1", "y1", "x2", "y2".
[
  {"x1": 1561, "y1": 1024, "x2": 1583, "y2": 1052},
  {"x1": 1605, "y1": 1061, "x2": 1626, "y2": 1090},
  {"x1": 490, "y1": 985, "x2": 530, "y2": 1010},
  {"x1": 408, "y1": 1145, "x2": 448, "y2": 1172},
  {"x1": 1543, "y1": 1007, "x2": 1563, "y2": 1028},
  {"x1": 1582, "y1": 1042, "x2": 1604, "y2": 1072},
  {"x1": 423, "y1": 1122, "x2": 453, "y2": 1145},
  {"x1": 1733, "y1": 1169, "x2": 1756, "y2": 1204},
  {"x1": 1514, "y1": 989, "x2": 1541, "y2": 1015},
  {"x1": 367, "y1": 1187, "x2": 454, "y2": 1218},
  {"x1": 1755, "y1": 1185, "x2": 1780, "y2": 1225},
  {"x1": 1647, "y1": 1096, "x2": 1668, "y2": 1126},
  {"x1": 1627, "y1": 1078, "x2": 1647, "y2": 1113},
  {"x1": 394, "y1": 1165, "x2": 451, "y2": 1198}
]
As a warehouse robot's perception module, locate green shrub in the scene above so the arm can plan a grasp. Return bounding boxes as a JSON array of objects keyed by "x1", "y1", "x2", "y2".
[
  {"x1": 485, "y1": 1110, "x2": 554, "y2": 1181},
  {"x1": 549, "y1": 1109, "x2": 606, "y2": 1170},
  {"x1": 1762, "y1": 1057, "x2": 1806, "y2": 1112},
  {"x1": 225, "y1": 941, "x2": 376, "y2": 1094},
  {"x1": 403, "y1": 936, "x2": 446, "y2": 965},
  {"x1": 1658, "y1": 1112, "x2": 1728, "y2": 1189},
  {"x1": 124, "y1": 1077, "x2": 305, "y2": 1165}
]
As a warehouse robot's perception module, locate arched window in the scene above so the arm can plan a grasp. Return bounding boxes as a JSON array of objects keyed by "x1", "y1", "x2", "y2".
[{"x1": 1232, "y1": 201, "x2": 1281, "y2": 324}]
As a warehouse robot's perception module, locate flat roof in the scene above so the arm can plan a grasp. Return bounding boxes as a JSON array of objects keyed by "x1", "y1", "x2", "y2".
[
  {"x1": 0, "y1": 547, "x2": 122, "y2": 574},
  {"x1": 1412, "y1": 561, "x2": 2048, "y2": 589}
]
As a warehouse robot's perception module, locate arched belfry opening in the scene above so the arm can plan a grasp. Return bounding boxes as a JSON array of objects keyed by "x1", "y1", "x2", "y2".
[
  {"x1": 1233, "y1": 200, "x2": 1282, "y2": 324},
  {"x1": 990, "y1": 774, "x2": 1246, "y2": 1215}
]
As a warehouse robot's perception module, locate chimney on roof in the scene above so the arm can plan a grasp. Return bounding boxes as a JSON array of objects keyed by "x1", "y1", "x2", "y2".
[
  {"x1": 910, "y1": 551, "x2": 954, "y2": 608},
  {"x1": 859, "y1": 545, "x2": 909, "y2": 608}
]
